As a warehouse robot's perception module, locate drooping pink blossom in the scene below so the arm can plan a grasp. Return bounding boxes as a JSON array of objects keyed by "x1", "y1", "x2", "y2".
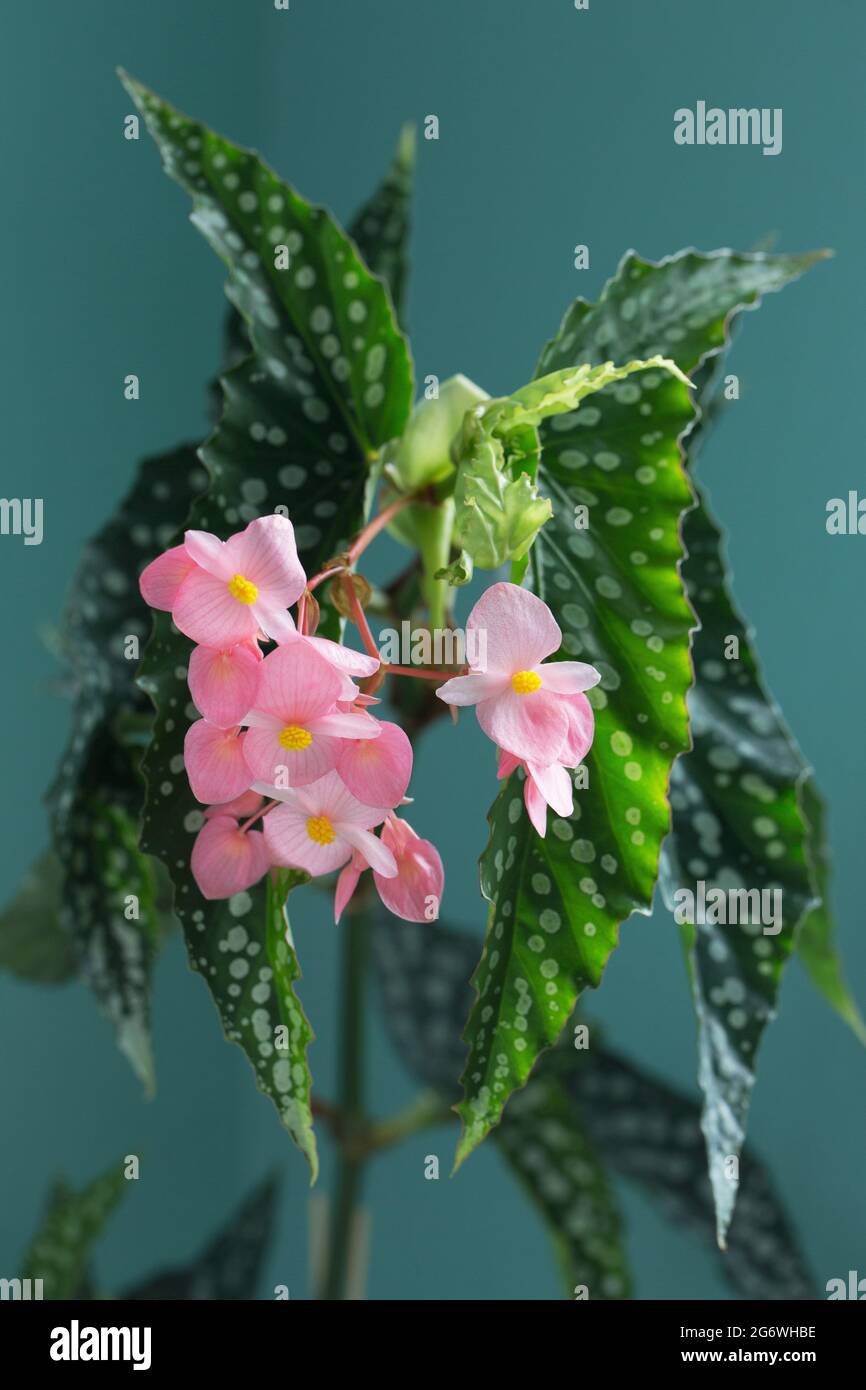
[
  {"x1": 259, "y1": 770, "x2": 397, "y2": 880},
  {"x1": 336, "y1": 719, "x2": 413, "y2": 808},
  {"x1": 139, "y1": 514, "x2": 306, "y2": 647},
  {"x1": 184, "y1": 720, "x2": 254, "y2": 805},
  {"x1": 436, "y1": 582, "x2": 600, "y2": 762},
  {"x1": 241, "y1": 642, "x2": 380, "y2": 788},
  {"x1": 334, "y1": 813, "x2": 443, "y2": 923},
  {"x1": 497, "y1": 749, "x2": 574, "y2": 837},
  {"x1": 191, "y1": 814, "x2": 270, "y2": 900},
  {"x1": 188, "y1": 640, "x2": 262, "y2": 729}
]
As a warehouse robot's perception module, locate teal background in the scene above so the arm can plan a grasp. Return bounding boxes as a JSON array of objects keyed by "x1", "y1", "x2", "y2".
[{"x1": 1, "y1": 0, "x2": 863, "y2": 1299}]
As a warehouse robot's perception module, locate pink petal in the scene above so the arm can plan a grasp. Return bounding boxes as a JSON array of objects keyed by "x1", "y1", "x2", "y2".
[
  {"x1": 466, "y1": 581, "x2": 562, "y2": 674},
  {"x1": 173, "y1": 568, "x2": 259, "y2": 647},
  {"x1": 254, "y1": 601, "x2": 296, "y2": 644},
  {"x1": 191, "y1": 816, "x2": 270, "y2": 900},
  {"x1": 313, "y1": 711, "x2": 381, "y2": 741},
  {"x1": 225, "y1": 514, "x2": 306, "y2": 607},
  {"x1": 139, "y1": 544, "x2": 196, "y2": 611},
  {"x1": 334, "y1": 852, "x2": 367, "y2": 923},
  {"x1": 242, "y1": 726, "x2": 341, "y2": 788},
  {"x1": 339, "y1": 825, "x2": 398, "y2": 878},
  {"x1": 558, "y1": 691, "x2": 596, "y2": 766},
  {"x1": 203, "y1": 790, "x2": 264, "y2": 820},
  {"x1": 184, "y1": 529, "x2": 233, "y2": 579},
  {"x1": 253, "y1": 642, "x2": 342, "y2": 722},
  {"x1": 477, "y1": 688, "x2": 568, "y2": 763},
  {"x1": 436, "y1": 671, "x2": 508, "y2": 707},
  {"x1": 526, "y1": 759, "x2": 574, "y2": 818},
  {"x1": 263, "y1": 803, "x2": 352, "y2": 877},
  {"x1": 304, "y1": 634, "x2": 380, "y2": 678},
  {"x1": 375, "y1": 819, "x2": 444, "y2": 921},
  {"x1": 337, "y1": 721, "x2": 413, "y2": 808},
  {"x1": 188, "y1": 641, "x2": 262, "y2": 729},
  {"x1": 536, "y1": 660, "x2": 601, "y2": 695},
  {"x1": 497, "y1": 749, "x2": 521, "y2": 780},
  {"x1": 523, "y1": 777, "x2": 548, "y2": 837},
  {"x1": 184, "y1": 720, "x2": 254, "y2": 805}
]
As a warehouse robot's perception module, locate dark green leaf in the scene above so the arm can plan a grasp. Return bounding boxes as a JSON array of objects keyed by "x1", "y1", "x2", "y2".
[
  {"x1": 21, "y1": 1163, "x2": 126, "y2": 1300},
  {"x1": 564, "y1": 1047, "x2": 817, "y2": 1300},
  {"x1": 123, "y1": 1172, "x2": 280, "y2": 1300},
  {"x1": 348, "y1": 124, "x2": 415, "y2": 327},
  {"x1": 530, "y1": 246, "x2": 826, "y2": 1242},
  {"x1": 496, "y1": 1069, "x2": 631, "y2": 1300},
  {"x1": 0, "y1": 852, "x2": 75, "y2": 985}
]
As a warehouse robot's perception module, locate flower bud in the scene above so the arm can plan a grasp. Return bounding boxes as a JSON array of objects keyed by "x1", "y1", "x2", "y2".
[{"x1": 385, "y1": 374, "x2": 489, "y2": 492}]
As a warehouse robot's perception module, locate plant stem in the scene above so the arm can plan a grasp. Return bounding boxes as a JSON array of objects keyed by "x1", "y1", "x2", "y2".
[{"x1": 319, "y1": 905, "x2": 369, "y2": 1300}]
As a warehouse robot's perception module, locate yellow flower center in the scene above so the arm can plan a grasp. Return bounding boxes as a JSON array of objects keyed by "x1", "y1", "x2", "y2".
[
  {"x1": 306, "y1": 815, "x2": 335, "y2": 846},
  {"x1": 228, "y1": 573, "x2": 258, "y2": 604},
  {"x1": 278, "y1": 725, "x2": 313, "y2": 751},
  {"x1": 511, "y1": 669, "x2": 542, "y2": 694}
]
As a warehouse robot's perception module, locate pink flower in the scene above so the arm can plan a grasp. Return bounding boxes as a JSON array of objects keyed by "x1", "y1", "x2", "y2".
[
  {"x1": 436, "y1": 582, "x2": 600, "y2": 762},
  {"x1": 191, "y1": 814, "x2": 270, "y2": 900},
  {"x1": 188, "y1": 640, "x2": 262, "y2": 729},
  {"x1": 259, "y1": 770, "x2": 397, "y2": 879},
  {"x1": 184, "y1": 720, "x2": 253, "y2": 805},
  {"x1": 496, "y1": 689, "x2": 596, "y2": 836},
  {"x1": 336, "y1": 720, "x2": 413, "y2": 808},
  {"x1": 241, "y1": 642, "x2": 380, "y2": 788},
  {"x1": 335, "y1": 813, "x2": 443, "y2": 923},
  {"x1": 139, "y1": 514, "x2": 306, "y2": 647}
]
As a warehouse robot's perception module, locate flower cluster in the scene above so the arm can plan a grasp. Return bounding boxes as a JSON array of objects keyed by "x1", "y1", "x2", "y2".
[
  {"x1": 139, "y1": 514, "x2": 443, "y2": 920},
  {"x1": 139, "y1": 513, "x2": 600, "y2": 920}
]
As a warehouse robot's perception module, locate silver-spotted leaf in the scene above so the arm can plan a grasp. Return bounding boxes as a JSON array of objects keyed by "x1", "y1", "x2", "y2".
[{"x1": 21, "y1": 1163, "x2": 126, "y2": 1300}]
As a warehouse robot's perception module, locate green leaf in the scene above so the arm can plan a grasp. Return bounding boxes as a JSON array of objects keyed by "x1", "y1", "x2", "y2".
[
  {"x1": 456, "y1": 367, "x2": 697, "y2": 1165},
  {"x1": 266, "y1": 870, "x2": 317, "y2": 1179},
  {"x1": 0, "y1": 852, "x2": 75, "y2": 985},
  {"x1": 450, "y1": 356, "x2": 689, "y2": 574},
  {"x1": 495, "y1": 1069, "x2": 631, "y2": 1299},
  {"x1": 796, "y1": 776, "x2": 866, "y2": 1044},
  {"x1": 348, "y1": 124, "x2": 415, "y2": 328},
  {"x1": 21, "y1": 1162, "x2": 126, "y2": 1300},
  {"x1": 127, "y1": 77, "x2": 415, "y2": 1169},
  {"x1": 123, "y1": 1172, "x2": 281, "y2": 1300},
  {"x1": 120, "y1": 70, "x2": 413, "y2": 459}
]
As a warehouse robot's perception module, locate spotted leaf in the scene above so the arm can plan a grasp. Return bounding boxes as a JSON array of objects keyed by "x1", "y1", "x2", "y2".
[
  {"x1": 121, "y1": 71, "x2": 413, "y2": 460},
  {"x1": 530, "y1": 248, "x2": 827, "y2": 1242},
  {"x1": 495, "y1": 1068, "x2": 632, "y2": 1300},
  {"x1": 565, "y1": 1046, "x2": 816, "y2": 1300},
  {"x1": 21, "y1": 1162, "x2": 126, "y2": 1301},
  {"x1": 348, "y1": 124, "x2": 415, "y2": 328}
]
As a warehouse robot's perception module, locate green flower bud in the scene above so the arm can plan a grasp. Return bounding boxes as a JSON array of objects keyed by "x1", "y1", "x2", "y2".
[{"x1": 385, "y1": 374, "x2": 489, "y2": 492}]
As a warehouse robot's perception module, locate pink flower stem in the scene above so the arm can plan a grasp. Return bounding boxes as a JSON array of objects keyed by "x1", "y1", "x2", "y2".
[
  {"x1": 347, "y1": 493, "x2": 414, "y2": 565},
  {"x1": 384, "y1": 664, "x2": 462, "y2": 682},
  {"x1": 342, "y1": 575, "x2": 382, "y2": 661},
  {"x1": 239, "y1": 800, "x2": 280, "y2": 833}
]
